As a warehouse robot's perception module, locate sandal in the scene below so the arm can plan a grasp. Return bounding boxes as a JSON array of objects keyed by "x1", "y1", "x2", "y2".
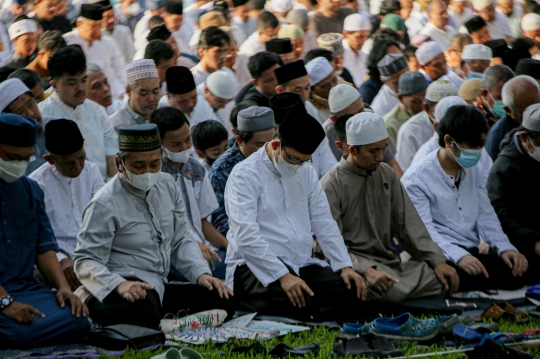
[
  {"x1": 269, "y1": 343, "x2": 320, "y2": 358},
  {"x1": 333, "y1": 337, "x2": 378, "y2": 357},
  {"x1": 364, "y1": 333, "x2": 404, "y2": 358},
  {"x1": 474, "y1": 303, "x2": 528, "y2": 323}
]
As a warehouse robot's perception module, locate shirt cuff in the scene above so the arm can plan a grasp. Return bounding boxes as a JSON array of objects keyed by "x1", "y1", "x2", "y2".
[
  {"x1": 448, "y1": 247, "x2": 472, "y2": 265},
  {"x1": 56, "y1": 251, "x2": 69, "y2": 262},
  {"x1": 495, "y1": 243, "x2": 518, "y2": 256},
  {"x1": 330, "y1": 259, "x2": 353, "y2": 273}
]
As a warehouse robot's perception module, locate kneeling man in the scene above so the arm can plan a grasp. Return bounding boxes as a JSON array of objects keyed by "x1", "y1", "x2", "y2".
[
  {"x1": 321, "y1": 113, "x2": 459, "y2": 302},
  {"x1": 74, "y1": 124, "x2": 234, "y2": 329},
  {"x1": 225, "y1": 95, "x2": 367, "y2": 321}
]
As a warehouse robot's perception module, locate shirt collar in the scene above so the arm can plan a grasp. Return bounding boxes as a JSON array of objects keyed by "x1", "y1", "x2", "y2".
[
  {"x1": 338, "y1": 155, "x2": 373, "y2": 177},
  {"x1": 51, "y1": 163, "x2": 73, "y2": 184},
  {"x1": 259, "y1": 144, "x2": 280, "y2": 176}
]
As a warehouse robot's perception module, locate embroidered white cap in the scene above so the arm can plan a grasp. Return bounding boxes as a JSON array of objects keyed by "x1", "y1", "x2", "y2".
[
  {"x1": 305, "y1": 57, "x2": 334, "y2": 86},
  {"x1": 8, "y1": 19, "x2": 37, "y2": 40},
  {"x1": 126, "y1": 59, "x2": 158, "y2": 84},
  {"x1": 206, "y1": 70, "x2": 238, "y2": 99},
  {"x1": 343, "y1": 13, "x2": 372, "y2": 32},
  {"x1": 461, "y1": 44, "x2": 492, "y2": 61},
  {"x1": 346, "y1": 112, "x2": 388, "y2": 146},
  {"x1": 329, "y1": 84, "x2": 361, "y2": 114}
]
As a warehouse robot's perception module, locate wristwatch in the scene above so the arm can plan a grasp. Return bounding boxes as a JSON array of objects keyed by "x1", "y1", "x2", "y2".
[{"x1": 0, "y1": 296, "x2": 13, "y2": 309}]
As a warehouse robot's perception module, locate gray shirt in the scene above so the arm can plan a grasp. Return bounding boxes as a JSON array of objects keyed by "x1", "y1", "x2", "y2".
[
  {"x1": 109, "y1": 101, "x2": 147, "y2": 131},
  {"x1": 73, "y1": 172, "x2": 210, "y2": 302},
  {"x1": 308, "y1": 7, "x2": 354, "y2": 37}
]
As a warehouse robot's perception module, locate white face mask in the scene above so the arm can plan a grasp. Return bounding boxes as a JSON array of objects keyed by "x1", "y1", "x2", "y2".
[
  {"x1": 125, "y1": 2, "x2": 140, "y2": 16},
  {"x1": 528, "y1": 137, "x2": 540, "y2": 163},
  {"x1": 163, "y1": 147, "x2": 190, "y2": 163},
  {"x1": 272, "y1": 144, "x2": 302, "y2": 178},
  {"x1": 122, "y1": 160, "x2": 161, "y2": 192},
  {"x1": 0, "y1": 157, "x2": 29, "y2": 183}
]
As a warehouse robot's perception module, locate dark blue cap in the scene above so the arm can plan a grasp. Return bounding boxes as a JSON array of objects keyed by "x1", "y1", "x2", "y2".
[{"x1": 0, "y1": 113, "x2": 38, "y2": 147}]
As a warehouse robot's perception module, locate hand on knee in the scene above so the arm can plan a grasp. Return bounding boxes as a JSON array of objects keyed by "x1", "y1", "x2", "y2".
[{"x1": 115, "y1": 281, "x2": 155, "y2": 303}]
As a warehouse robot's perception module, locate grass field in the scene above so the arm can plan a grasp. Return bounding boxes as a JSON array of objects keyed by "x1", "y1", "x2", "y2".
[{"x1": 104, "y1": 316, "x2": 540, "y2": 359}]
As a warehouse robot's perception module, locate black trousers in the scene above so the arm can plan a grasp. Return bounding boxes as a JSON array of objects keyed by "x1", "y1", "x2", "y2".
[
  {"x1": 448, "y1": 247, "x2": 526, "y2": 293},
  {"x1": 86, "y1": 283, "x2": 235, "y2": 330},
  {"x1": 234, "y1": 264, "x2": 373, "y2": 322}
]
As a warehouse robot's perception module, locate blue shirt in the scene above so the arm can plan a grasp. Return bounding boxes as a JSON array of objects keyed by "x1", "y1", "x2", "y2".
[
  {"x1": 401, "y1": 150, "x2": 517, "y2": 264},
  {"x1": 0, "y1": 177, "x2": 58, "y2": 293},
  {"x1": 485, "y1": 114, "x2": 518, "y2": 161},
  {"x1": 209, "y1": 143, "x2": 245, "y2": 237}
]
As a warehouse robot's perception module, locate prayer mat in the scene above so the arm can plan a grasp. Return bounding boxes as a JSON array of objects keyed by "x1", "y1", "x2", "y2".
[{"x1": 452, "y1": 287, "x2": 529, "y2": 301}]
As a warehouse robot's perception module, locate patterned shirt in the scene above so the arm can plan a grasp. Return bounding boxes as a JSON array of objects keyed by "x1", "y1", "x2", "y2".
[{"x1": 209, "y1": 143, "x2": 245, "y2": 236}]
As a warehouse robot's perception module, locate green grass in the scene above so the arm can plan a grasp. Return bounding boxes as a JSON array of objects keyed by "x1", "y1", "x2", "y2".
[{"x1": 97, "y1": 316, "x2": 540, "y2": 359}]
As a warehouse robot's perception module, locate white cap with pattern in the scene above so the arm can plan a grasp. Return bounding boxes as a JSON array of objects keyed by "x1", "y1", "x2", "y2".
[
  {"x1": 346, "y1": 112, "x2": 388, "y2": 146},
  {"x1": 8, "y1": 19, "x2": 37, "y2": 40},
  {"x1": 126, "y1": 59, "x2": 158, "y2": 84}
]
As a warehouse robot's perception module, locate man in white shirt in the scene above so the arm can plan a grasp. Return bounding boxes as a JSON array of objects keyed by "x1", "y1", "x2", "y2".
[
  {"x1": 133, "y1": 0, "x2": 165, "y2": 51},
  {"x1": 239, "y1": 11, "x2": 280, "y2": 57},
  {"x1": 163, "y1": 0, "x2": 193, "y2": 53},
  {"x1": 342, "y1": 13, "x2": 370, "y2": 89},
  {"x1": 39, "y1": 46, "x2": 118, "y2": 179},
  {"x1": 99, "y1": 0, "x2": 134, "y2": 65},
  {"x1": 448, "y1": 0, "x2": 474, "y2": 29},
  {"x1": 371, "y1": 53, "x2": 409, "y2": 117},
  {"x1": 225, "y1": 95, "x2": 367, "y2": 320},
  {"x1": 416, "y1": 41, "x2": 464, "y2": 90},
  {"x1": 396, "y1": 79, "x2": 458, "y2": 172},
  {"x1": 231, "y1": 0, "x2": 256, "y2": 38},
  {"x1": 419, "y1": 0, "x2": 458, "y2": 50},
  {"x1": 520, "y1": 13, "x2": 540, "y2": 48},
  {"x1": 63, "y1": 4, "x2": 126, "y2": 100},
  {"x1": 86, "y1": 63, "x2": 122, "y2": 116},
  {"x1": 402, "y1": 103, "x2": 528, "y2": 292},
  {"x1": 305, "y1": 56, "x2": 339, "y2": 123},
  {"x1": 461, "y1": 43, "x2": 492, "y2": 79},
  {"x1": 160, "y1": 66, "x2": 214, "y2": 128},
  {"x1": 191, "y1": 26, "x2": 231, "y2": 85},
  {"x1": 6, "y1": 19, "x2": 37, "y2": 68},
  {"x1": 110, "y1": 59, "x2": 160, "y2": 130},
  {"x1": 30, "y1": 119, "x2": 104, "y2": 290},
  {"x1": 471, "y1": 0, "x2": 513, "y2": 41}
]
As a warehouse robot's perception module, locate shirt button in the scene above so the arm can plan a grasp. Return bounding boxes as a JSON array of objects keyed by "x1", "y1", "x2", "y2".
[{"x1": 459, "y1": 207, "x2": 462, "y2": 210}]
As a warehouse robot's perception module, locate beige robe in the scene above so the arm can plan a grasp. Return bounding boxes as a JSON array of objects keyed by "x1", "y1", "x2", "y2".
[{"x1": 320, "y1": 157, "x2": 447, "y2": 302}]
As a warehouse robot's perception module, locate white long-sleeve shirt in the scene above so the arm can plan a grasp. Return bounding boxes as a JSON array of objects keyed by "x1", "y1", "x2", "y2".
[
  {"x1": 238, "y1": 31, "x2": 265, "y2": 57},
  {"x1": 395, "y1": 111, "x2": 434, "y2": 172},
  {"x1": 418, "y1": 22, "x2": 457, "y2": 51},
  {"x1": 102, "y1": 25, "x2": 135, "y2": 65},
  {"x1": 371, "y1": 84, "x2": 399, "y2": 117},
  {"x1": 342, "y1": 39, "x2": 368, "y2": 88},
  {"x1": 224, "y1": 146, "x2": 353, "y2": 289}
]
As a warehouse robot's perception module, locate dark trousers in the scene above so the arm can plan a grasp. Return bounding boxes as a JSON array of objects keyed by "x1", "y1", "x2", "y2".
[
  {"x1": 86, "y1": 283, "x2": 235, "y2": 330},
  {"x1": 234, "y1": 264, "x2": 371, "y2": 322},
  {"x1": 448, "y1": 247, "x2": 526, "y2": 293}
]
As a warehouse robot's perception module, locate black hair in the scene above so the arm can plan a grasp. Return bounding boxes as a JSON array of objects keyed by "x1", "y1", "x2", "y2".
[
  {"x1": 403, "y1": 44, "x2": 417, "y2": 60},
  {"x1": 304, "y1": 48, "x2": 334, "y2": 64},
  {"x1": 199, "y1": 26, "x2": 230, "y2": 49},
  {"x1": 333, "y1": 114, "x2": 355, "y2": 142},
  {"x1": 148, "y1": 14, "x2": 165, "y2": 29},
  {"x1": 371, "y1": 27, "x2": 401, "y2": 43},
  {"x1": 379, "y1": 0, "x2": 400, "y2": 15},
  {"x1": 8, "y1": 69, "x2": 41, "y2": 90},
  {"x1": 437, "y1": 105, "x2": 488, "y2": 148},
  {"x1": 38, "y1": 30, "x2": 67, "y2": 52},
  {"x1": 213, "y1": 0, "x2": 230, "y2": 17},
  {"x1": 248, "y1": 51, "x2": 283, "y2": 79},
  {"x1": 144, "y1": 40, "x2": 175, "y2": 66},
  {"x1": 230, "y1": 100, "x2": 257, "y2": 129},
  {"x1": 523, "y1": 0, "x2": 540, "y2": 15},
  {"x1": 511, "y1": 36, "x2": 536, "y2": 51},
  {"x1": 149, "y1": 107, "x2": 189, "y2": 140},
  {"x1": 250, "y1": 0, "x2": 265, "y2": 10},
  {"x1": 0, "y1": 65, "x2": 17, "y2": 83},
  {"x1": 256, "y1": 11, "x2": 279, "y2": 30},
  {"x1": 191, "y1": 120, "x2": 228, "y2": 151},
  {"x1": 48, "y1": 46, "x2": 87, "y2": 80},
  {"x1": 367, "y1": 39, "x2": 401, "y2": 79}
]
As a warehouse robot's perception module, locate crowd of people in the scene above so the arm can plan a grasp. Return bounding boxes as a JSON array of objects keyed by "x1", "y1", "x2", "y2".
[{"x1": 0, "y1": 0, "x2": 539, "y2": 349}]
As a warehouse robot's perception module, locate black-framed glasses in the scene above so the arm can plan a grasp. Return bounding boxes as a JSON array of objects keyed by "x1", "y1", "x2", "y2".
[{"x1": 283, "y1": 147, "x2": 312, "y2": 165}]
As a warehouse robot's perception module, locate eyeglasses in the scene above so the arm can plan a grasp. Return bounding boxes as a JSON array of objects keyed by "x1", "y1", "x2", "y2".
[
  {"x1": 0, "y1": 148, "x2": 36, "y2": 162},
  {"x1": 283, "y1": 147, "x2": 312, "y2": 165}
]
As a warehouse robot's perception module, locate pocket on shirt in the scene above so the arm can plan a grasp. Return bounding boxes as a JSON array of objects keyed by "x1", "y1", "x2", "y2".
[{"x1": 11, "y1": 209, "x2": 38, "y2": 241}]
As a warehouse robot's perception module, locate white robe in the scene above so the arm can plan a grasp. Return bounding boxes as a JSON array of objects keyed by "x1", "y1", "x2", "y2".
[
  {"x1": 419, "y1": 22, "x2": 457, "y2": 50},
  {"x1": 342, "y1": 39, "x2": 368, "y2": 88},
  {"x1": 238, "y1": 31, "x2": 265, "y2": 57},
  {"x1": 102, "y1": 25, "x2": 135, "y2": 65},
  {"x1": 395, "y1": 111, "x2": 434, "y2": 172},
  {"x1": 371, "y1": 84, "x2": 399, "y2": 117}
]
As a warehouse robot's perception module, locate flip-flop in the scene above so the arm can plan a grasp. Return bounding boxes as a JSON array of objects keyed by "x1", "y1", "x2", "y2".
[
  {"x1": 333, "y1": 337, "x2": 378, "y2": 357},
  {"x1": 151, "y1": 348, "x2": 181, "y2": 359},
  {"x1": 269, "y1": 343, "x2": 320, "y2": 357},
  {"x1": 342, "y1": 322, "x2": 369, "y2": 335},
  {"x1": 226, "y1": 341, "x2": 267, "y2": 355},
  {"x1": 178, "y1": 348, "x2": 204, "y2": 359},
  {"x1": 364, "y1": 334, "x2": 404, "y2": 358},
  {"x1": 453, "y1": 325, "x2": 494, "y2": 344}
]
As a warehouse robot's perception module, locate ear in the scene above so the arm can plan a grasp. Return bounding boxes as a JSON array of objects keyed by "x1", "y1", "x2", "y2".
[
  {"x1": 125, "y1": 85, "x2": 132, "y2": 97},
  {"x1": 235, "y1": 134, "x2": 243, "y2": 145},
  {"x1": 115, "y1": 155, "x2": 123, "y2": 172},
  {"x1": 419, "y1": 64, "x2": 426, "y2": 71},
  {"x1": 330, "y1": 114, "x2": 337, "y2": 122},
  {"x1": 335, "y1": 140, "x2": 343, "y2": 151},
  {"x1": 275, "y1": 85, "x2": 283, "y2": 93},
  {"x1": 198, "y1": 47, "x2": 204, "y2": 59},
  {"x1": 519, "y1": 130, "x2": 530, "y2": 145},
  {"x1": 194, "y1": 149, "x2": 205, "y2": 159},
  {"x1": 443, "y1": 134, "x2": 453, "y2": 147},
  {"x1": 49, "y1": 78, "x2": 56, "y2": 89},
  {"x1": 270, "y1": 139, "x2": 280, "y2": 151},
  {"x1": 76, "y1": 20, "x2": 82, "y2": 27},
  {"x1": 38, "y1": 50, "x2": 45, "y2": 57},
  {"x1": 348, "y1": 144, "x2": 357, "y2": 156},
  {"x1": 252, "y1": 79, "x2": 258, "y2": 86},
  {"x1": 480, "y1": 88, "x2": 488, "y2": 97},
  {"x1": 397, "y1": 93, "x2": 404, "y2": 103},
  {"x1": 503, "y1": 105, "x2": 511, "y2": 117},
  {"x1": 43, "y1": 154, "x2": 53, "y2": 165},
  {"x1": 422, "y1": 102, "x2": 429, "y2": 113},
  {"x1": 11, "y1": 38, "x2": 17, "y2": 45}
]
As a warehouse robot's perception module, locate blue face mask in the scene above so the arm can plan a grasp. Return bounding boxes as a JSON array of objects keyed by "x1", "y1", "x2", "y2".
[
  {"x1": 488, "y1": 92, "x2": 506, "y2": 118},
  {"x1": 467, "y1": 71, "x2": 483, "y2": 80},
  {"x1": 451, "y1": 141, "x2": 482, "y2": 168}
]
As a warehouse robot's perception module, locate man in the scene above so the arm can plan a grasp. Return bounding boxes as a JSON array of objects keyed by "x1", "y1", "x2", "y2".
[
  {"x1": 370, "y1": 53, "x2": 409, "y2": 117},
  {"x1": 63, "y1": 4, "x2": 126, "y2": 100},
  {"x1": 396, "y1": 79, "x2": 458, "y2": 172},
  {"x1": 461, "y1": 44, "x2": 492, "y2": 79},
  {"x1": 497, "y1": 0, "x2": 520, "y2": 38},
  {"x1": 29, "y1": 119, "x2": 104, "y2": 291},
  {"x1": 321, "y1": 112, "x2": 459, "y2": 302},
  {"x1": 114, "y1": 0, "x2": 144, "y2": 32},
  {"x1": 316, "y1": 34, "x2": 354, "y2": 87},
  {"x1": 239, "y1": 11, "x2": 280, "y2": 57},
  {"x1": 144, "y1": 40, "x2": 176, "y2": 91},
  {"x1": 99, "y1": 0, "x2": 134, "y2": 65},
  {"x1": 8, "y1": 68, "x2": 45, "y2": 103},
  {"x1": 471, "y1": 0, "x2": 512, "y2": 42},
  {"x1": 448, "y1": 0, "x2": 474, "y2": 29},
  {"x1": 133, "y1": 0, "x2": 166, "y2": 51},
  {"x1": 6, "y1": 19, "x2": 37, "y2": 68},
  {"x1": 224, "y1": 97, "x2": 367, "y2": 320},
  {"x1": 287, "y1": 9, "x2": 318, "y2": 55},
  {"x1": 402, "y1": 104, "x2": 528, "y2": 292},
  {"x1": 485, "y1": 75, "x2": 540, "y2": 160},
  {"x1": 86, "y1": 63, "x2": 122, "y2": 116},
  {"x1": 232, "y1": 0, "x2": 256, "y2": 39},
  {"x1": 342, "y1": 13, "x2": 370, "y2": 89},
  {"x1": 39, "y1": 46, "x2": 118, "y2": 179},
  {"x1": 476, "y1": 64, "x2": 514, "y2": 124},
  {"x1": 271, "y1": 0, "x2": 292, "y2": 21},
  {"x1": 134, "y1": 20, "x2": 178, "y2": 61},
  {"x1": 235, "y1": 51, "x2": 283, "y2": 107},
  {"x1": 0, "y1": 114, "x2": 90, "y2": 348},
  {"x1": 0, "y1": 0, "x2": 30, "y2": 28},
  {"x1": 110, "y1": 60, "x2": 160, "y2": 130},
  {"x1": 275, "y1": 60, "x2": 338, "y2": 178},
  {"x1": 162, "y1": 0, "x2": 193, "y2": 53},
  {"x1": 210, "y1": 106, "x2": 275, "y2": 237},
  {"x1": 73, "y1": 123, "x2": 234, "y2": 329},
  {"x1": 197, "y1": 70, "x2": 238, "y2": 133},
  {"x1": 306, "y1": 56, "x2": 339, "y2": 123},
  {"x1": 160, "y1": 66, "x2": 214, "y2": 128},
  {"x1": 278, "y1": 24, "x2": 304, "y2": 61},
  {"x1": 463, "y1": 16, "x2": 492, "y2": 44},
  {"x1": 384, "y1": 71, "x2": 428, "y2": 145},
  {"x1": 151, "y1": 107, "x2": 228, "y2": 279},
  {"x1": 31, "y1": 0, "x2": 71, "y2": 33},
  {"x1": 487, "y1": 104, "x2": 540, "y2": 285},
  {"x1": 520, "y1": 13, "x2": 540, "y2": 48},
  {"x1": 309, "y1": 0, "x2": 354, "y2": 37},
  {"x1": 26, "y1": 30, "x2": 66, "y2": 79},
  {"x1": 265, "y1": 37, "x2": 295, "y2": 64},
  {"x1": 416, "y1": 41, "x2": 464, "y2": 91},
  {"x1": 191, "y1": 26, "x2": 231, "y2": 85},
  {"x1": 419, "y1": 0, "x2": 457, "y2": 50}
]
